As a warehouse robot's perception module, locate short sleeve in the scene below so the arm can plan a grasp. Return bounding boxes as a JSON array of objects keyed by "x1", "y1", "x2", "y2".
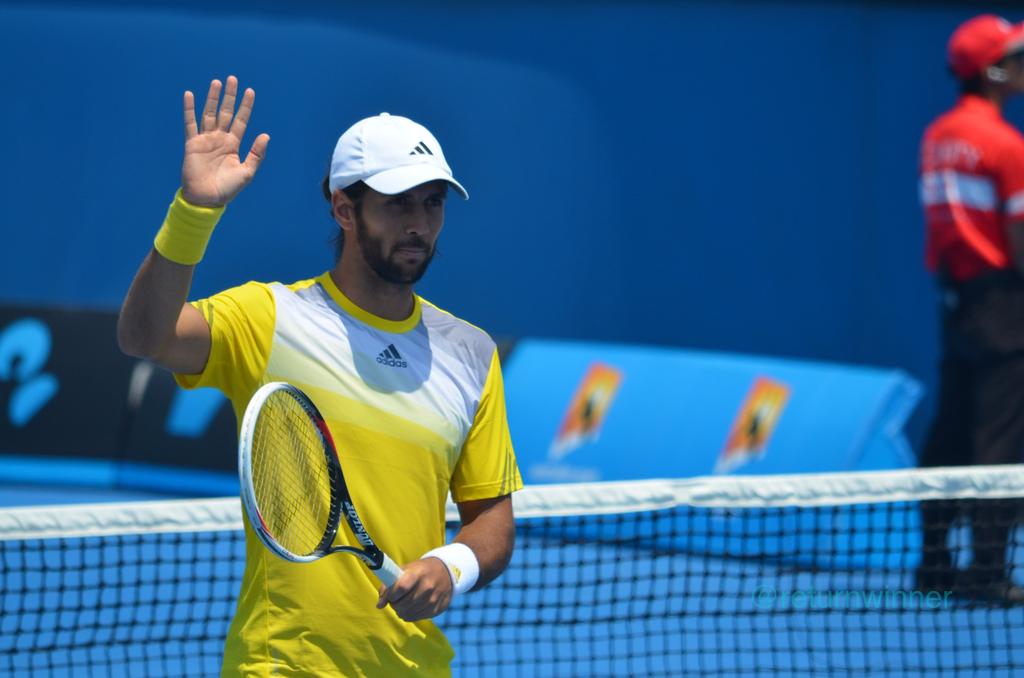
[
  {"x1": 173, "y1": 281, "x2": 275, "y2": 402},
  {"x1": 995, "y1": 135, "x2": 1024, "y2": 220},
  {"x1": 450, "y1": 349, "x2": 523, "y2": 503}
]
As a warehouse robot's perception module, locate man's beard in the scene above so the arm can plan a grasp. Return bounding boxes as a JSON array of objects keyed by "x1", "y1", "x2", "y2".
[{"x1": 354, "y1": 215, "x2": 435, "y2": 284}]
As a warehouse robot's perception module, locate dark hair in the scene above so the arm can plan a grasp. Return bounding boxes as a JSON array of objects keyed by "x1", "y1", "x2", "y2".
[
  {"x1": 958, "y1": 74, "x2": 983, "y2": 95},
  {"x1": 323, "y1": 175, "x2": 370, "y2": 259}
]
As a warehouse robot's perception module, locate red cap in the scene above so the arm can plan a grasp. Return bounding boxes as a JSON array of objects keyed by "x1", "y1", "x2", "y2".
[{"x1": 948, "y1": 14, "x2": 1024, "y2": 79}]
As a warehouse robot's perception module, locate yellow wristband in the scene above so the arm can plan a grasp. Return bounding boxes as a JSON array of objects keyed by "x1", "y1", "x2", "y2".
[{"x1": 153, "y1": 190, "x2": 226, "y2": 265}]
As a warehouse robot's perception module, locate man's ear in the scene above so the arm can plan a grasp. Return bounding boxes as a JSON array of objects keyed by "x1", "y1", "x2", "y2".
[{"x1": 332, "y1": 191, "x2": 357, "y2": 233}]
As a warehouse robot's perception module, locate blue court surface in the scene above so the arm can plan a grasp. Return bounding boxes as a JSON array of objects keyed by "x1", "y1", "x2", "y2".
[{"x1": 0, "y1": 484, "x2": 173, "y2": 508}]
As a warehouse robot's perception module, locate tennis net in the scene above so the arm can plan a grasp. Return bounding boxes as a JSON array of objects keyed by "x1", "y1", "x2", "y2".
[{"x1": 1, "y1": 465, "x2": 1023, "y2": 676}]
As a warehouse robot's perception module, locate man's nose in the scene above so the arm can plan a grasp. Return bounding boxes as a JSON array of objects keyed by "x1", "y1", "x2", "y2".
[{"x1": 405, "y1": 205, "x2": 431, "y2": 234}]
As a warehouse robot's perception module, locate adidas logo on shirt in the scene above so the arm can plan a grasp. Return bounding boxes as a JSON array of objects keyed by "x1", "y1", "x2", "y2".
[{"x1": 376, "y1": 344, "x2": 408, "y2": 368}]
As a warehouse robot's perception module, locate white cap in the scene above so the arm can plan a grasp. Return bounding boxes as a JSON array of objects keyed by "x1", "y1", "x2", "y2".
[{"x1": 328, "y1": 113, "x2": 468, "y2": 199}]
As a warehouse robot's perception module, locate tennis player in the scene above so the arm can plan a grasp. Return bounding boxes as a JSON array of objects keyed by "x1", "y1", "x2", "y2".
[{"x1": 117, "y1": 76, "x2": 522, "y2": 675}]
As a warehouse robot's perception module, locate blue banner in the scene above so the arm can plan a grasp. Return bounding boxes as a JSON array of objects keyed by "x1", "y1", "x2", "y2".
[{"x1": 504, "y1": 340, "x2": 922, "y2": 484}]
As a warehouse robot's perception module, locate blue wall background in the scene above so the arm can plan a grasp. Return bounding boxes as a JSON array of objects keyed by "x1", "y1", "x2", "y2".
[{"x1": 0, "y1": 1, "x2": 1015, "y2": 447}]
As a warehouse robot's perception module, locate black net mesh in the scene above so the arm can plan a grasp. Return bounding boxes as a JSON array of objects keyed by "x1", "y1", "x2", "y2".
[{"x1": 1, "y1": 469, "x2": 1022, "y2": 676}]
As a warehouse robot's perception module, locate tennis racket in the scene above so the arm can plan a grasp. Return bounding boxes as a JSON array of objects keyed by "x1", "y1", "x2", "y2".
[{"x1": 238, "y1": 381, "x2": 403, "y2": 587}]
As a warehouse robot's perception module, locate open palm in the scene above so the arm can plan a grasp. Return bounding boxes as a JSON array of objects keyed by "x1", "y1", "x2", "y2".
[{"x1": 181, "y1": 76, "x2": 270, "y2": 207}]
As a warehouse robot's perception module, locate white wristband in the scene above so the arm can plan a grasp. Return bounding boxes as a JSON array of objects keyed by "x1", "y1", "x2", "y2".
[{"x1": 422, "y1": 543, "x2": 480, "y2": 596}]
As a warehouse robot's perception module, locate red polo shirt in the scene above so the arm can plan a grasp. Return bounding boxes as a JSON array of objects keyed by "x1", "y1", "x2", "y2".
[{"x1": 920, "y1": 94, "x2": 1024, "y2": 281}]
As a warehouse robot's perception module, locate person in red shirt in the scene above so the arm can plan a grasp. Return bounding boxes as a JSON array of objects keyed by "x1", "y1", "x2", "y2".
[{"x1": 918, "y1": 14, "x2": 1024, "y2": 604}]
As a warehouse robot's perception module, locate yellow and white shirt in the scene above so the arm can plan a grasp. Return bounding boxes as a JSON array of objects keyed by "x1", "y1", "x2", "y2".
[{"x1": 175, "y1": 272, "x2": 522, "y2": 677}]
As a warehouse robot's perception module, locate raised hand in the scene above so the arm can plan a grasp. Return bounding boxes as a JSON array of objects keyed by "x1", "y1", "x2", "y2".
[{"x1": 181, "y1": 76, "x2": 270, "y2": 207}]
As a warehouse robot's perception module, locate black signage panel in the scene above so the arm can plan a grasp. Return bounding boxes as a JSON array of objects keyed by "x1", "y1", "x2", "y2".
[
  {"x1": 121, "y1": 365, "x2": 237, "y2": 473},
  {"x1": 0, "y1": 306, "x2": 135, "y2": 459}
]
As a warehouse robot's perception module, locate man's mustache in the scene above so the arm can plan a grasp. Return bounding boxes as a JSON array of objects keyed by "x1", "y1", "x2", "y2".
[{"x1": 393, "y1": 237, "x2": 430, "y2": 251}]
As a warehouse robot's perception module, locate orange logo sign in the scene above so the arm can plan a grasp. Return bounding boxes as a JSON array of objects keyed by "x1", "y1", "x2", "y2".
[
  {"x1": 716, "y1": 376, "x2": 790, "y2": 473},
  {"x1": 549, "y1": 362, "x2": 624, "y2": 460}
]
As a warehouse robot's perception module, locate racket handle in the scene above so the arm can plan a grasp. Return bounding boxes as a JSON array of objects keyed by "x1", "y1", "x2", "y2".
[{"x1": 375, "y1": 553, "x2": 403, "y2": 588}]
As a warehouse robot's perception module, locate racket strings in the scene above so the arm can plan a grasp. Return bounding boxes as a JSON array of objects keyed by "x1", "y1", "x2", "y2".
[{"x1": 251, "y1": 390, "x2": 335, "y2": 556}]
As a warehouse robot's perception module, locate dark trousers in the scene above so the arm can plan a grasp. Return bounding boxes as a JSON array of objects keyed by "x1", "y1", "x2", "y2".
[{"x1": 919, "y1": 271, "x2": 1024, "y2": 577}]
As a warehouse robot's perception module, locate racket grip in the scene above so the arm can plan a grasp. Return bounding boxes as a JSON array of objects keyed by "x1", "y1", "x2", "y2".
[{"x1": 375, "y1": 553, "x2": 403, "y2": 588}]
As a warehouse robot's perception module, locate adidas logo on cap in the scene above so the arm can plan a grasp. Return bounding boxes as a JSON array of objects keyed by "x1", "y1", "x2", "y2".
[
  {"x1": 376, "y1": 344, "x2": 408, "y2": 368},
  {"x1": 409, "y1": 141, "x2": 434, "y2": 156}
]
